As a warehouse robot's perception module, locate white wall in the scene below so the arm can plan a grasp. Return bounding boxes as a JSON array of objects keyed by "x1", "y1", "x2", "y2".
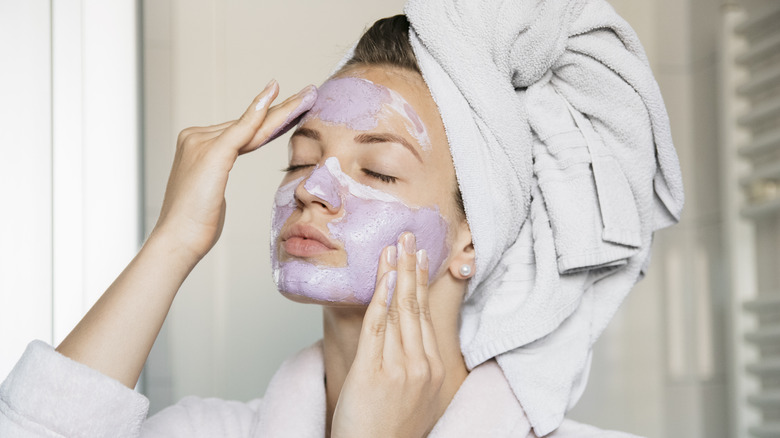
[
  {"x1": 0, "y1": 1, "x2": 53, "y2": 376},
  {"x1": 0, "y1": 0, "x2": 141, "y2": 379}
]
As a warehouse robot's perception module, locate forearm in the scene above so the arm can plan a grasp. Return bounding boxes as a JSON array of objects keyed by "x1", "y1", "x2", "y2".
[
  {"x1": 55, "y1": 231, "x2": 197, "y2": 388},
  {"x1": 53, "y1": 82, "x2": 306, "y2": 390}
]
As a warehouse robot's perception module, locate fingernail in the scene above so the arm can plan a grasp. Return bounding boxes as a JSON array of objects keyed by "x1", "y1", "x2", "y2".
[
  {"x1": 255, "y1": 96, "x2": 270, "y2": 111},
  {"x1": 387, "y1": 245, "x2": 397, "y2": 267},
  {"x1": 386, "y1": 271, "x2": 397, "y2": 308},
  {"x1": 255, "y1": 79, "x2": 277, "y2": 111},
  {"x1": 299, "y1": 85, "x2": 317, "y2": 105},
  {"x1": 403, "y1": 233, "x2": 416, "y2": 255},
  {"x1": 416, "y1": 249, "x2": 428, "y2": 270}
]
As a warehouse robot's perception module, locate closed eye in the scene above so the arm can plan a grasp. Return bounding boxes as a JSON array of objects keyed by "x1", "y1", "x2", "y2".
[
  {"x1": 282, "y1": 164, "x2": 397, "y2": 184},
  {"x1": 282, "y1": 164, "x2": 315, "y2": 173},
  {"x1": 362, "y1": 168, "x2": 397, "y2": 184}
]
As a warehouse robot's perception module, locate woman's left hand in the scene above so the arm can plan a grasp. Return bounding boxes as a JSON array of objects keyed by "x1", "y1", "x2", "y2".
[{"x1": 331, "y1": 232, "x2": 445, "y2": 438}]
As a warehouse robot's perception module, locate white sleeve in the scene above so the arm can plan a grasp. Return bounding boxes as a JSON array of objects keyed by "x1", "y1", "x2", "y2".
[
  {"x1": 0, "y1": 341, "x2": 266, "y2": 438},
  {"x1": 140, "y1": 396, "x2": 264, "y2": 438},
  {"x1": 0, "y1": 340, "x2": 149, "y2": 438},
  {"x1": 549, "y1": 419, "x2": 644, "y2": 438}
]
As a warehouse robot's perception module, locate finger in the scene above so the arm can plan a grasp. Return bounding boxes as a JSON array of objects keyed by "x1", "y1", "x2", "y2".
[
  {"x1": 192, "y1": 85, "x2": 308, "y2": 148},
  {"x1": 394, "y1": 233, "x2": 426, "y2": 362},
  {"x1": 376, "y1": 244, "x2": 397, "y2": 305},
  {"x1": 175, "y1": 121, "x2": 228, "y2": 149},
  {"x1": 175, "y1": 120, "x2": 239, "y2": 152},
  {"x1": 416, "y1": 249, "x2": 440, "y2": 362},
  {"x1": 355, "y1": 247, "x2": 397, "y2": 365},
  {"x1": 198, "y1": 120, "x2": 236, "y2": 133},
  {"x1": 239, "y1": 84, "x2": 318, "y2": 154},
  {"x1": 215, "y1": 79, "x2": 280, "y2": 152},
  {"x1": 187, "y1": 127, "x2": 228, "y2": 144},
  {"x1": 383, "y1": 237, "x2": 410, "y2": 364}
]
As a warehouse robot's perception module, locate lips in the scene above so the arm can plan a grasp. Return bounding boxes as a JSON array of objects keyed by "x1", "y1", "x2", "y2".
[{"x1": 280, "y1": 223, "x2": 338, "y2": 258}]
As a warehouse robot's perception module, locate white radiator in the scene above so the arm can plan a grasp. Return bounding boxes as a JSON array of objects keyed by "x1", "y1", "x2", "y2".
[{"x1": 722, "y1": 2, "x2": 780, "y2": 437}]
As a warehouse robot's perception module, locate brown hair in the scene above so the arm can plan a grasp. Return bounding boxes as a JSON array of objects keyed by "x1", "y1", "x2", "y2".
[
  {"x1": 340, "y1": 15, "x2": 421, "y2": 75},
  {"x1": 341, "y1": 15, "x2": 466, "y2": 218}
]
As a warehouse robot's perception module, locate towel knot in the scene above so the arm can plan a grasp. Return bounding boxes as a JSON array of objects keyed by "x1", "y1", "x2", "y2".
[{"x1": 507, "y1": 0, "x2": 582, "y2": 88}]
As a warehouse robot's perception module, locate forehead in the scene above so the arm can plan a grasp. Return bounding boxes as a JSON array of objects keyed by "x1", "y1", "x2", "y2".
[
  {"x1": 306, "y1": 76, "x2": 393, "y2": 131},
  {"x1": 300, "y1": 67, "x2": 446, "y2": 150}
]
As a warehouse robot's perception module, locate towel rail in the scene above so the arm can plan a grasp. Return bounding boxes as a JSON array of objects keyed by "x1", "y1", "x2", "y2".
[
  {"x1": 739, "y1": 128, "x2": 780, "y2": 158},
  {"x1": 744, "y1": 296, "x2": 780, "y2": 313},
  {"x1": 741, "y1": 197, "x2": 780, "y2": 219},
  {"x1": 745, "y1": 326, "x2": 780, "y2": 345},
  {"x1": 738, "y1": 63, "x2": 780, "y2": 96},
  {"x1": 748, "y1": 423, "x2": 780, "y2": 438},
  {"x1": 746, "y1": 358, "x2": 780, "y2": 376},
  {"x1": 737, "y1": 97, "x2": 780, "y2": 127},
  {"x1": 724, "y1": 3, "x2": 780, "y2": 436},
  {"x1": 748, "y1": 391, "x2": 780, "y2": 409},
  {"x1": 735, "y1": 7, "x2": 780, "y2": 37},
  {"x1": 738, "y1": 161, "x2": 780, "y2": 187},
  {"x1": 735, "y1": 32, "x2": 780, "y2": 65}
]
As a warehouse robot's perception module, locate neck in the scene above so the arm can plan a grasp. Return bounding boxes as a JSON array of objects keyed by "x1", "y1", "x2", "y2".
[
  {"x1": 322, "y1": 306, "x2": 363, "y2": 434},
  {"x1": 321, "y1": 277, "x2": 469, "y2": 435}
]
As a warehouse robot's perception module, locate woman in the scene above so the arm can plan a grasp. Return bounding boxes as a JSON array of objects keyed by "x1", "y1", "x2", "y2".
[{"x1": 0, "y1": 1, "x2": 683, "y2": 436}]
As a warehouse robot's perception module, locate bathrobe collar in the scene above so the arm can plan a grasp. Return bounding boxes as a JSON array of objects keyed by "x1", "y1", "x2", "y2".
[{"x1": 254, "y1": 341, "x2": 532, "y2": 437}]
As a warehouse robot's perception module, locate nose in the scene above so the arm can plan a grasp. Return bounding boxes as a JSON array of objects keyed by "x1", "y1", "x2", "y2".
[{"x1": 294, "y1": 162, "x2": 342, "y2": 213}]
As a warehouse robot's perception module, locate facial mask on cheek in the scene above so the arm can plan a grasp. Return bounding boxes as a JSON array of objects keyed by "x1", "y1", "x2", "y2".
[{"x1": 270, "y1": 157, "x2": 449, "y2": 304}]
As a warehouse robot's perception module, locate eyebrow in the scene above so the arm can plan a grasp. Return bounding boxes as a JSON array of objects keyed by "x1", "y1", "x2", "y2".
[
  {"x1": 353, "y1": 132, "x2": 422, "y2": 162},
  {"x1": 290, "y1": 127, "x2": 321, "y2": 141},
  {"x1": 291, "y1": 127, "x2": 423, "y2": 162}
]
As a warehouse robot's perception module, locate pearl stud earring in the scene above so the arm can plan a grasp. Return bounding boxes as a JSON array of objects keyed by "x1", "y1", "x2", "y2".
[{"x1": 459, "y1": 264, "x2": 472, "y2": 277}]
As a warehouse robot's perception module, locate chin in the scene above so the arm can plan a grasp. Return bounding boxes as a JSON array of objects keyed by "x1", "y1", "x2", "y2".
[
  {"x1": 279, "y1": 289, "x2": 369, "y2": 307},
  {"x1": 272, "y1": 258, "x2": 377, "y2": 305}
]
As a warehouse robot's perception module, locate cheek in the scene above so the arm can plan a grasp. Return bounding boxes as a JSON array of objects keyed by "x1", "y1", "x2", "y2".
[{"x1": 324, "y1": 196, "x2": 449, "y2": 303}]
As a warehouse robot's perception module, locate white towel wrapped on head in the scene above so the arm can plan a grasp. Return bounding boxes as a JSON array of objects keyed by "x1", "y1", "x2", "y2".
[{"x1": 404, "y1": 0, "x2": 684, "y2": 435}]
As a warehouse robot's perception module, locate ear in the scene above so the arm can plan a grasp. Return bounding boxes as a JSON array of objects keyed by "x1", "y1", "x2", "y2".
[{"x1": 447, "y1": 219, "x2": 475, "y2": 280}]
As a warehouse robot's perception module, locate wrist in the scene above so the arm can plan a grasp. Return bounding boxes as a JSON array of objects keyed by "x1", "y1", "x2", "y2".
[{"x1": 144, "y1": 226, "x2": 203, "y2": 273}]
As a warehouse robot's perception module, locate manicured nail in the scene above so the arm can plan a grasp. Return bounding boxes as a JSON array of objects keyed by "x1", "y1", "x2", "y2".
[
  {"x1": 416, "y1": 249, "x2": 428, "y2": 270},
  {"x1": 403, "y1": 233, "x2": 416, "y2": 255},
  {"x1": 386, "y1": 271, "x2": 398, "y2": 308},
  {"x1": 386, "y1": 245, "x2": 397, "y2": 267},
  {"x1": 298, "y1": 85, "x2": 317, "y2": 105},
  {"x1": 285, "y1": 86, "x2": 317, "y2": 120},
  {"x1": 255, "y1": 79, "x2": 277, "y2": 111},
  {"x1": 255, "y1": 96, "x2": 270, "y2": 111}
]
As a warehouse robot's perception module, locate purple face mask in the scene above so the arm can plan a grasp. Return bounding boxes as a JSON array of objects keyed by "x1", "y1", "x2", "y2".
[
  {"x1": 302, "y1": 76, "x2": 431, "y2": 150},
  {"x1": 271, "y1": 157, "x2": 449, "y2": 304}
]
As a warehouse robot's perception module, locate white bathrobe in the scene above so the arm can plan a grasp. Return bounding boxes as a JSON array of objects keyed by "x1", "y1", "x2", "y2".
[{"x1": 0, "y1": 340, "x2": 639, "y2": 437}]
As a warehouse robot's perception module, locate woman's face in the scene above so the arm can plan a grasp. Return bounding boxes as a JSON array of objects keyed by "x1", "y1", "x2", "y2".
[{"x1": 271, "y1": 66, "x2": 461, "y2": 306}]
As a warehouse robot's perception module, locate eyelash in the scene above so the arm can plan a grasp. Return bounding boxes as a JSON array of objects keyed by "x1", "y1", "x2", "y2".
[
  {"x1": 282, "y1": 164, "x2": 398, "y2": 184},
  {"x1": 282, "y1": 164, "x2": 314, "y2": 173},
  {"x1": 362, "y1": 168, "x2": 398, "y2": 184}
]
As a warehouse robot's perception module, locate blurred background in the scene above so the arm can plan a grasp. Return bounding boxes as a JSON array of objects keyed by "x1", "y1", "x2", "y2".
[{"x1": 2, "y1": 0, "x2": 779, "y2": 436}]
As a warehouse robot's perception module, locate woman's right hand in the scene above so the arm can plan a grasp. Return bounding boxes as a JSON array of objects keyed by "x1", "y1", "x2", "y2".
[
  {"x1": 55, "y1": 80, "x2": 317, "y2": 389},
  {"x1": 152, "y1": 80, "x2": 317, "y2": 266},
  {"x1": 332, "y1": 234, "x2": 446, "y2": 438}
]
